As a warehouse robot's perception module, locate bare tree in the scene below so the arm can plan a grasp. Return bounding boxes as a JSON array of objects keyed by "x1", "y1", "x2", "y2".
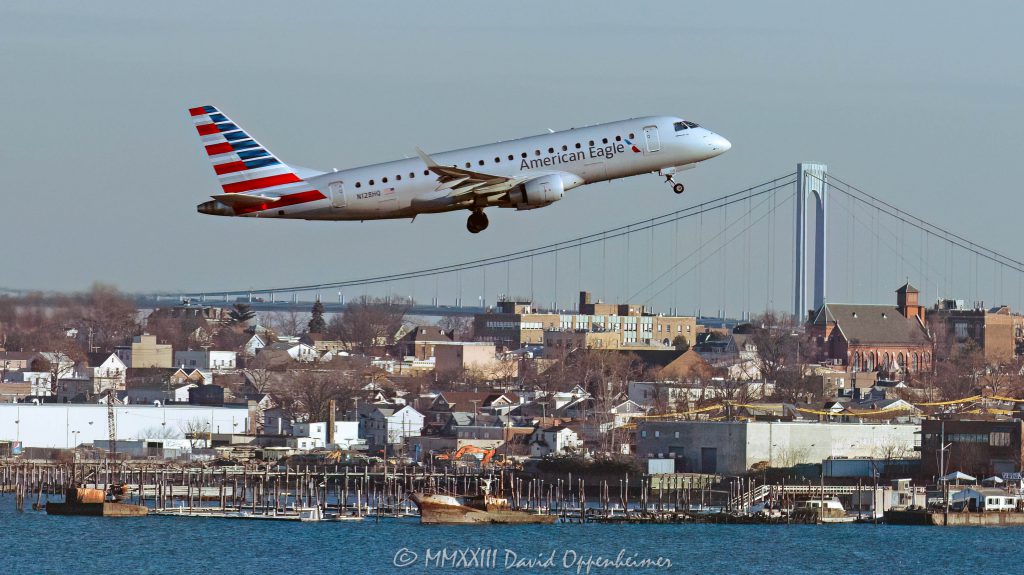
[
  {"x1": 242, "y1": 352, "x2": 276, "y2": 395},
  {"x1": 929, "y1": 339, "x2": 986, "y2": 401},
  {"x1": 272, "y1": 369, "x2": 361, "y2": 422},
  {"x1": 180, "y1": 418, "x2": 210, "y2": 449},
  {"x1": 264, "y1": 309, "x2": 309, "y2": 337},
  {"x1": 437, "y1": 315, "x2": 472, "y2": 340},
  {"x1": 139, "y1": 426, "x2": 183, "y2": 439},
  {"x1": 327, "y1": 295, "x2": 409, "y2": 355}
]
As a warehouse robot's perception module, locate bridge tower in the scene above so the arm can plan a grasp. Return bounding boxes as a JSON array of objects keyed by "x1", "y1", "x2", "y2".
[{"x1": 794, "y1": 163, "x2": 828, "y2": 321}]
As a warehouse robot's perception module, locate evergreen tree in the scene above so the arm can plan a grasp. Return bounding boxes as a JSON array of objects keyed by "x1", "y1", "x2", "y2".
[
  {"x1": 308, "y1": 299, "x2": 327, "y2": 334},
  {"x1": 228, "y1": 303, "x2": 256, "y2": 326}
]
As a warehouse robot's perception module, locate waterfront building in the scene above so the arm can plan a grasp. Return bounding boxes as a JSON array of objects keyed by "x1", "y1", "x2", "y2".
[
  {"x1": 636, "y1": 420, "x2": 918, "y2": 475},
  {"x1": 920, "y1": 417, "x2": 1024, "y2": 478},
  {"x1": 0, "y1": 403, "x2": 252, "y2": 449}
]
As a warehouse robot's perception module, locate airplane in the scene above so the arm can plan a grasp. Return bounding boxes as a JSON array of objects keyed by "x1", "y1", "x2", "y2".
[{"x1": 190, "y1": 106, "x2": 731, "y2": 233}]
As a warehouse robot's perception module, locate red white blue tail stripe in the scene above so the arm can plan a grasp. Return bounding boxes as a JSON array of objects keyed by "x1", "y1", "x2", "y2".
[{"x1": 189, "y1": 105, "x2": 324, "y2": 214}]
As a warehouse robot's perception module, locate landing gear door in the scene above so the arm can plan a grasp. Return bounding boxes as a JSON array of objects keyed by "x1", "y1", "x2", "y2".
[
  {"x1": 643, "y1": 126, "x2": 661, "y2": 153},
  {"x1": 328, "y1": 181, "x2": 346, "y2": 208}
]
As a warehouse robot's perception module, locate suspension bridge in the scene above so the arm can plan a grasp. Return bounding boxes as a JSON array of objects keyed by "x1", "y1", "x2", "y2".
[{"x1": 121, "y1": 163, "x2": 1024, "y2": 319}]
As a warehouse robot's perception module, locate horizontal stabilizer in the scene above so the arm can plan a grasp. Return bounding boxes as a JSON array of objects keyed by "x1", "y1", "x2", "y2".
[{"x1": 211, "y1": 193, "x2": 280, "y2": 207}]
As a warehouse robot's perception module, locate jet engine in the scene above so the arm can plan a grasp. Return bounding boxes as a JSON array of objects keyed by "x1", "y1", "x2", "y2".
[{"x1": 514, "y1": 174, "x2": 565, "y2": 210}]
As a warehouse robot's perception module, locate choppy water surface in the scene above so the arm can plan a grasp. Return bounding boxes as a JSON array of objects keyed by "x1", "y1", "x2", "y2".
[{"x1": 0, "y1": 495, "x2": 1016, "y2": 574}]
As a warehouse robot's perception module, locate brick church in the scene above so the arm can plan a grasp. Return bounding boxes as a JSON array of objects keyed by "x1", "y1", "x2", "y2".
[{"x1": 808, "y1": 283, "x2": 933, "y2": 375}]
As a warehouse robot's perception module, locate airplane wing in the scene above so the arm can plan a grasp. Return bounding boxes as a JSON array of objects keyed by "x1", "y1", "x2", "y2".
[
  {"x1": 210, "y1": 193, "x2": 280, "y2": 207},
  {"x1": 416, "y1": 147, "x2": 524, "y2": 203}
]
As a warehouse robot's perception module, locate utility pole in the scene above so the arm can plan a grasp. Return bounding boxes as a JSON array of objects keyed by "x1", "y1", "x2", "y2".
[{"x1": 107, "y1": 392, "x2": 117, "y2": 461}]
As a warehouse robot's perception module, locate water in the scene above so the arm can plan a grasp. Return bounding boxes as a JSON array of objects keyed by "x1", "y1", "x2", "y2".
[{"x1": 1, "y1": 495, "x2": 1017, "y2": 574}]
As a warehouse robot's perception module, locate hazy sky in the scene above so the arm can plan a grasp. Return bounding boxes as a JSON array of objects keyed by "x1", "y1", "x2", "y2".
[{"x1": 2, "y1": 1, "x2": 1022, "y2": 315}]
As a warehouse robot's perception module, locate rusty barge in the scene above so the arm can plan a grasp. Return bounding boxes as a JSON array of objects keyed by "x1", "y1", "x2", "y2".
[
  {"x1": 45, "y1": 487, "x2": 148, "y2": 517},
  {"x1": 409, "y1": 480, "x2": 556, "y2": 525}
]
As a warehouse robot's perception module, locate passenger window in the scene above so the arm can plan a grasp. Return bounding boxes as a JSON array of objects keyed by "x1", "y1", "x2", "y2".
[
  {"x1": 535, "y1": 150, "x2": 541, "y2": 156},
  {"x1": 629, "y1": 132, "x2": 635, "y2": 139},
  {"x1": 478, "y1": 159, "x2": 485, "y2": 166},
  {"x1": 548, "y1": 147, "x2": 554, "y2": 153},
  {"x1": 575, "y1": 143, "x2": 581, "y2": 149},
  {"x1": 602, "y1": 138, "x2": 608, "y2": 144},
  {"x1": 369, "y1": 179, "x2": 375, "y2": 185},
  {"x1": 382, "y1": 177, "x2": 388, "y2": 183},
  {"x1": 424, "y1": 170, "x2": 429, "y2": 176},
  {"x1": 588, "y1": 140, "x2": 594, "y2": 146},
  {"x1": 465, "y1": 162, "x2": 471, "y2": 168},
  {"x1": 409, "y1": 172, "x2": 415, "y2": 178},
  {"x1": 615, "y1": 135, "x2": 622, "y2": 141},
  {"x1": 508, "y1": 154, "x2": 514, "y2": 161},
  {"x1": 522, "y1": 152, "x2": 527, "y2": 158},
  {"x1": 396, "y1": 174, "x2": 401, "y2": 180},
  {"x1": 355, "y1": 182, "x2": 361, "y2": 188},
  {"x1": 494, "y1": 157, "x2": 500, "y2": 163}
]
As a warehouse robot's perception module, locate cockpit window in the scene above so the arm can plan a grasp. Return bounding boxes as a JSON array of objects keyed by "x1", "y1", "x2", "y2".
[
  {"x1": 673, "y1": 121, "x2": 688, "y2": 131},
  {"x1": 684, "y1": 120, "x2": 700, "y2": 128}
]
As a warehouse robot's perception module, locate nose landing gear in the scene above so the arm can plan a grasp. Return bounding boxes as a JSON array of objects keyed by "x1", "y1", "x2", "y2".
[
  {"x1": 467, "y1": 209, "x2": 489, "y2": 234},
  {"x1": 665, "y1": 175, "x2": 685, "y2": 194}
]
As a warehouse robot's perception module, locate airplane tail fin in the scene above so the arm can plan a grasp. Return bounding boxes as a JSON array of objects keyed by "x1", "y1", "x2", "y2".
[{"x1": 189, "y1": 105, "x2": 325, "y2": 212}]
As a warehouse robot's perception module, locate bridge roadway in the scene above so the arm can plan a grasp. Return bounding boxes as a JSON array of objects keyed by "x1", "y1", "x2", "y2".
[{"x1": 135, "y1": 297, "x2": 485, "y2": 317}]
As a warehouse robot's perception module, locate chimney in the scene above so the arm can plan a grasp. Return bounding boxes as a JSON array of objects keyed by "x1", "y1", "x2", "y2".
[{"x1": 327, "y1": 399, "x2": 336, "y2": 445}]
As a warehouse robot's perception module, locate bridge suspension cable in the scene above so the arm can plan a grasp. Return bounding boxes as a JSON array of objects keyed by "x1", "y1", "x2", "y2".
[
  {"x1": 162, "y1": 172, "x2": 798, "y2": 298},
  {"x1": 823, "y1": 173, "x2": 1024, "y2": 275}
]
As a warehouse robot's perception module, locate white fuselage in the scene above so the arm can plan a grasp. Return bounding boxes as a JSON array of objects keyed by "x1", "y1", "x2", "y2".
[{"x1": 229, "y1": 116, "x2": 729, "y2": 220}]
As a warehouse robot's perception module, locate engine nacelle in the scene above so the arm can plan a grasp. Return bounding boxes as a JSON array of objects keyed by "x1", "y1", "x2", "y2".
[{"x1": 514, "y1": 175, "x2": 565, "y2": 210}]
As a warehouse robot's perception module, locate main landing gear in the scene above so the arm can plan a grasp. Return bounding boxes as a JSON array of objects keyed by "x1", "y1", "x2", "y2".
[
  {"x1": 467, "y1": 209, "x2": 489, "y2": 234},
  {"x1": 665, "y1": 174, "x2": 685, "y2": 194}
]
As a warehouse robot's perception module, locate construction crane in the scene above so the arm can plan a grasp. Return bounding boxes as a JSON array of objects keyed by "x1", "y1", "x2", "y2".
[{"x1": 106, "y1": 389, "x2": 116, "y2": 460}]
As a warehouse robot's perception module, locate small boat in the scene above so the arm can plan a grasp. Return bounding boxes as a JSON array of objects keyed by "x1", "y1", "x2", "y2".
[
  {"x1": 791, "y1": 499, "x2": 856, "y2": 523},
  {"x1": 409, "y1": 480, "x2": 557, "y2": 525}
]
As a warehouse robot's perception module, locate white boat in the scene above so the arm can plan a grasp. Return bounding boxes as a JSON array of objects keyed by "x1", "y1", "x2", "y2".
[{"x1": 792, "y1": 499, "x2": 856, "y2": 523}]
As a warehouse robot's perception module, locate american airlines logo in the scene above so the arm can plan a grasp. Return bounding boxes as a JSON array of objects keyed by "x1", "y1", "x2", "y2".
[{"x1": 519, "y1": 142, "x2": 634, "y2": 171}]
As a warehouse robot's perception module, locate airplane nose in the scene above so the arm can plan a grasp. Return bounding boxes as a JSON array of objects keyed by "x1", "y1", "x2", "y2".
[{"x1": 708, "y1": 133, "x2": 731, "y2": 155}]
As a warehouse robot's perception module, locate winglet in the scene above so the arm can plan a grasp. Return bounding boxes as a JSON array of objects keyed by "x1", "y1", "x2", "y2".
[{"x1": 415, "y1": 146, "x2": 439, "y2": 168}]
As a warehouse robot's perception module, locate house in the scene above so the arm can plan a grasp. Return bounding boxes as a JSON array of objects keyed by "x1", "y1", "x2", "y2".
[
  {"x1": 174, "y1": 350, "x2": 237, "y2": 370},
  {"x1": 259, "y1": 341, "x2": 317, "y2": 363},
  {"x1": 264, "y1": 406, "x2": 294, "y2": 436},
  {"x1": 424, "y1": 391, "x2": 519, "y2": 433},
  {"x1": 530, "y1": 425, "x2": 583, "y2": 457},
  {"x1": 188, "y1": 384, "x2": 225, "y2": 406},
  {"x1": 86, "y1": 353, "x2": 127, "y2": 393},
  {"x1": 242, "y1": 334, "x2": 268, "y2": 357},
  {"x1": 290, "y1": 421, "x2": 362, "y2": 450},
  {"x1": 362, "y1": 404, "x2": 424, "y2": 451},
  {"x1": 0, "y1": 351, "x2": 38, "y2": 375},
  {"x1": 115, "y1": 334, "x2": 173, "y2": 369},
  {"x1": 395, "y1": 325, "x2": 454, "y2": 359}
]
